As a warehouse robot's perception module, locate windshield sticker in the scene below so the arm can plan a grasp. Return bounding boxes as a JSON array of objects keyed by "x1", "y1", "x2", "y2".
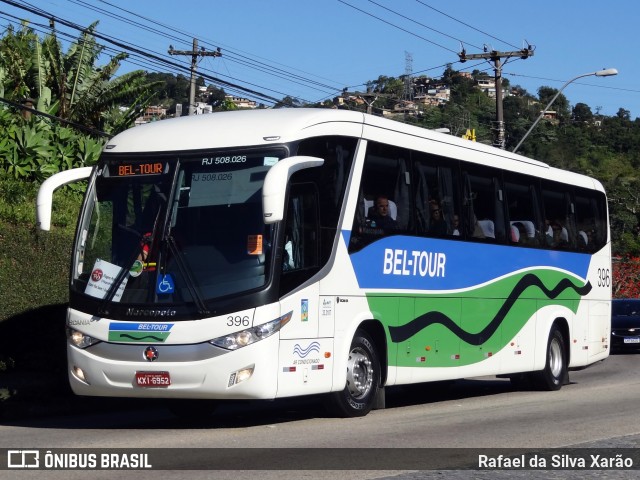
[
  {"x1": 264, "y1": 156, "x2": 278, "y2": 166},
  {"x1": 108, "y1": 322, "x2": 174, "y2": 343},
  {"x1": 156, "y1": 274, "x2": 175, "y2": 295},
  {"x1": 247, "y1": 235, "x2": 263, "y2": 255},
  {"x1": 129, "y1": 260, "x2": 144, "y2": 277},
  {"x1": 85, "y1": 259, "x2": 127, "y2": 301}
]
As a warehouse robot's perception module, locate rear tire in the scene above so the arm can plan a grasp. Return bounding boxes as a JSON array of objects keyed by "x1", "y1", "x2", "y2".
[
  {"x1": 325, "y1": 330, "x2": 380, "y2": 418},
  {"x1": 534, "y1": 325, "x2": 567, "y2": 391}
]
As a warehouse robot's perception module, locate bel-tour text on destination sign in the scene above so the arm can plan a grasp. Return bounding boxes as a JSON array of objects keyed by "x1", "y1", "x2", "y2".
[
  {"x1": 478, "y1": 453, "x2": 634, "y2": 469},
  {"x1": 383, "y1": 248, "x2": 446, "y2": 278}
]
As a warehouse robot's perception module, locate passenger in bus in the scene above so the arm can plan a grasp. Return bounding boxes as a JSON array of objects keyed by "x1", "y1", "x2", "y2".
[
  {"x1": 367, "y1": 195, "x2": 398, "y2": 230},
  {"x1": 546, "y1": 221, "x2": 569, "y2": 248},
  {"x1": 428, "y1": 200, "x2": 448, "y2": 236}
]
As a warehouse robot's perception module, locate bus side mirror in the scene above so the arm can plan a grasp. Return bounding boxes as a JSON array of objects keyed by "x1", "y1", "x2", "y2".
[
  {"x1": 36, "y1": 167, "x2": 93, "y2": 231},
  {"x1": 262, "y1": 156, "x2": 324, "y2": 224}
]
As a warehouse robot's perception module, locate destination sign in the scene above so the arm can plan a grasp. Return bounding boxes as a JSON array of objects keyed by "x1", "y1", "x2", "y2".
[{"x1": 111, "y1": 162, "x2": 167, "y2": 177}]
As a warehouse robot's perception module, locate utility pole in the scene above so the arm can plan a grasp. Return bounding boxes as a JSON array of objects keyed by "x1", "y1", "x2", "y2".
[
  {"x1": 459, "y1": 45, "x2": 534, "y2": 149},
  {"x1": 168, "y1": 39, "x2": 222, "y2": 115}
]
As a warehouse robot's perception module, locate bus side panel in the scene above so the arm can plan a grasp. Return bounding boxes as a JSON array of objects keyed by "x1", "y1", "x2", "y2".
[
  {"x1": 586, "y1": 249, "x2": 612, "y2": 360},
  {"x1": 330, "y1": 296, "x2": 380, "y2": 392},
  {"x1": 277, "y1": 283, "x2": 336, "y2": 397},
  {"x1": 277, "y1": 338, "x2": 334, "y2": 398},
  {"x1": 279, "y1": 284, "x2": 320, "y2": 340}
]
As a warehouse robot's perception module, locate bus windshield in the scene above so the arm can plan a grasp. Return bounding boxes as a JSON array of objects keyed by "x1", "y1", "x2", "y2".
[{"x1": 72, "y1": 149, "x2": 285, "y2": 310}]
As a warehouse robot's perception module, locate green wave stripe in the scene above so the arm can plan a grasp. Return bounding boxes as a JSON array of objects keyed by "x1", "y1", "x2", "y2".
[
  {"x1": 365, "y1": 269, "x2": 588, "y2": 368},
  {"x1": 107, "y1": 331, "x2": 171, "y2": 343}
]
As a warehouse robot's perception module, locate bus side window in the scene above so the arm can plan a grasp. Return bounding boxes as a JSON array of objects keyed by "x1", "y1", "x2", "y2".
[
  {"x1": 348, "y1": 141, "x2": 410, "y2": 252},
  {"x1": 541, "y1": 182, "x2": 574, "y2": 250},
  {"x1": 413, "y1": 153, "x2": 461, "y2": 239},
  {"x1": 504, "y1": 172, "x2": 544, "y2": 247},
  {"x1": 463, "y1": 167, "x2": 505, "y2": 242},
  {"x1": 280, "y1": 183, "x2": 320, "y2": 295},
  {"x1": 574, "y1": 189, "x2": 607, "y2": 252}
]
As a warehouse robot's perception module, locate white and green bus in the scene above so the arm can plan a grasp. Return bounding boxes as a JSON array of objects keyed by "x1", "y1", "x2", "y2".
[{"x1": 37, "y1": 108, "x2": 611, "y2": 417}]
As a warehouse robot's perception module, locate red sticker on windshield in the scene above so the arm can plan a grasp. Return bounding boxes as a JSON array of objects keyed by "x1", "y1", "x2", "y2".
[{"x1": 91, "y1": 269, "x2": 103, "y2": 282}]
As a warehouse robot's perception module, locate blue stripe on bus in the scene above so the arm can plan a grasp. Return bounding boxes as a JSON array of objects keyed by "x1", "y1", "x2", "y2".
[
  {"x1": 109, "y1": 323, "x2": 175, "y2": 331},
  {"x1": 343, "y1": 232, "x2": 591, "y2": 291}
]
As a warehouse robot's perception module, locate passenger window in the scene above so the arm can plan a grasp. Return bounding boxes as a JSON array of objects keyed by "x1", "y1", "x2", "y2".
[
  {"x1": 504, "y1": 173, "x2": 543, "y2": 247},
  {"x1": 462, "y1": 167, "x2": 505, "y2": 242},
  {"x1": 413, "y1": 153, "x2": 461, "y2": 238},
  {"x1": 574, "y1": 189, "x2": 607, "y2": 252},
  {"x1": 349, "y1": 142, "x2": 410, "y2": 252},
  {"x1": 541, "y1": 181, "x2": 574, "y2": 250}
]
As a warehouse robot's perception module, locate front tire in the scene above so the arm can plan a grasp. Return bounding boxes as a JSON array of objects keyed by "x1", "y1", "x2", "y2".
[
  {"x1": 535, "y1": 325, "x2": 567, "y2": 391},
  {"x1": 325, "y1": 330, "x2": 380, "y2": 417}
]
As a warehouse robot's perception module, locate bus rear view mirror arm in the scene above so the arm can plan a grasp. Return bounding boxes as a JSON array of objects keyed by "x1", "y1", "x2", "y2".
[
  {"x1": 36, "y1": 167, "x2": 93, "y2": 231},
  {"x1": 262, "y1": 156, "x2": 324, "y2": 224}
]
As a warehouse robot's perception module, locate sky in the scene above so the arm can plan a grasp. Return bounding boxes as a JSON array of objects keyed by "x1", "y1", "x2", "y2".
[{"x1": 1, "y1": 0, "x2": 638, "y2": 118}]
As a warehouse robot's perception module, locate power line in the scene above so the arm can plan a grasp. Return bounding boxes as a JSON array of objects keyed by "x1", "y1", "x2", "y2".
[
  {"x1": 365, "y1": 0, "x2": 484, "y2": 51},
  {"x1": 0, "y1": 95, "x2": 110, "y2": 137},
  {"x1": 1, "y1": 0, "x2": 304, "y2": 103},
  {"x1": 337, "y1": 0, "x2": 459, "y2": 54},
  {"x1": 87, "y1": 0, "x2": 344, "y2": 98},
  {"x1": 458, "y1": 47, "x2": 535, "y2": 149},
  {"x1": 506, "y1": 72, "x2": 640, "y2": 94},
  {"x1": 1, "y1": 0, "x2": 286, "y2": 103},
  {"x1": 414, "y1": 0, "x2": 521, "y2": 51}
]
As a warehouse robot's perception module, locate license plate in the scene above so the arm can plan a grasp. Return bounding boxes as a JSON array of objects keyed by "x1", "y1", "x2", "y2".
[
  {"x1": 623, "y1": 338, "x2": 640, "y2": 344},
  {"x1": 135, "y1": 371, "x2": 171, "y2": 387}
]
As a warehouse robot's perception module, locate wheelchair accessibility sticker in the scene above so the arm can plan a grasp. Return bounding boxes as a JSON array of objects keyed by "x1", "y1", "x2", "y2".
[{"x1": 156, "y1": 274, "x2": 175, "y2": 294}]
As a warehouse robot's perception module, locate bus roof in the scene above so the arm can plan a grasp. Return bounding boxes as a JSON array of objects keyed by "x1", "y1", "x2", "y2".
[
  {"x1": 104, "y1": 108, "x2": 366, "y2": 153},
  {"x1": 103, "y1": 108, "x2": 604, "y2": 193}
]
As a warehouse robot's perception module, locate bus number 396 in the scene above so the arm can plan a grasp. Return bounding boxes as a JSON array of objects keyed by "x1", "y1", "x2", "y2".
[
  {"x1": 597, "y1": 268, "x2": 610, "y2": 287},
  {"x1": 227, "y1": 315, "x2": 250, "y2": 327}
]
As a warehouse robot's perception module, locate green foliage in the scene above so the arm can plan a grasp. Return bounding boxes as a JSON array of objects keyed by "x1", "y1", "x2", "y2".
[
  {"x1": 0, "y1": 105, "x2": 105, "y2": 182},
  {"x1": 0, "y1": 180, "x2": 81, "y2": 320},
  {"x1": 1, "y1": 21, "x2": 159, "y2": 135}
]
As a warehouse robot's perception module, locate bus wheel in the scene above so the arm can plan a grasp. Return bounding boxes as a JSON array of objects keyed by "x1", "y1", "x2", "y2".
[
  {"x1": 535, "y1": 325, "x2": 567, "y2": 391},
  {"x1": 325, "y1": 330, "x2": 380, "y2": 418}
]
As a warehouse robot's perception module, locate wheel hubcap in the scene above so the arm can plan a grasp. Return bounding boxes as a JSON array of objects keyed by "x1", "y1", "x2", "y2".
[
  {"x1": 549, "y1": 338, "x2": 563, "y2": 378},
  {"x1": 346, "y1": 347, "x2": 374, "y2": 399}
]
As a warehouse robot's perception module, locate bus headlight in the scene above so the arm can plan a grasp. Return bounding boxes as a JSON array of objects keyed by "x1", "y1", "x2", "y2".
[
  {"x1": 209, "y1": 311, "x2": 292, "y2": 351},
  {"x1": 67, "y1": 328, "x2": 101, "y2": 349}
]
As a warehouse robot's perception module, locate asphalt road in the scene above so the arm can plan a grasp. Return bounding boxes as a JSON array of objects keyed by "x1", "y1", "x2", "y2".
[{"x1": 1, "y1": 351, "x2": 639, "y2": 479}]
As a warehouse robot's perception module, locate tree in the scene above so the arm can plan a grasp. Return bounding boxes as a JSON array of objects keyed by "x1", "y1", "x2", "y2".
[
  {"x1": 1, "y1": 21, "x2": 161, "y2": 135},
  {"x1": 273, "y1": 96, "x2": 302, "y2": 108},
  {"x1": 572, "y1": 103, "x2": 593, "y2": 123},
  {"x1": 536, "y1": 86, "x2": 571, "y2": 123},
  {"x1": 616, "y1": 108, "x2": 631, "y2": 121}
]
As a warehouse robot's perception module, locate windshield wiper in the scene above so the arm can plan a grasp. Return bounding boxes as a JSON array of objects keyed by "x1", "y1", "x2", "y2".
[{"x1": 164, "y1": 234, "x2": 209, "y2": 315}]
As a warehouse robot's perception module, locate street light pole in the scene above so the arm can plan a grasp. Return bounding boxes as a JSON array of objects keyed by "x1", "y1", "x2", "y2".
[{"x1": 512, "y1": 68, "x2": 618, "y2": 153}]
